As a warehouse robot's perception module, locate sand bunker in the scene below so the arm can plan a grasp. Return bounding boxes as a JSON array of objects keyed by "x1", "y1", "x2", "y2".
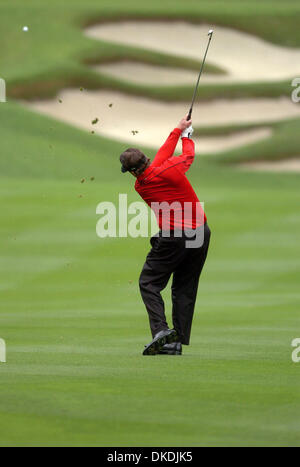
[
  {"x1": 22, "y1": 21, "x2": 300, "y2": 161},
  {"x1": 241, "y1": 158, "x2": 300, "y2": 173},
  {"x1": 93, "y1": 62, "x2": 200, "y2": 86},
  {"x1": 27, "y1": 90, "x2": 300, "y2": 153},
  {"x1": 86, "y1": 21, "x2": 300, "y2": 84}
]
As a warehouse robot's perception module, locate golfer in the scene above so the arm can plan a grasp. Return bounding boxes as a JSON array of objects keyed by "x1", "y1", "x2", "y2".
[{"x1": 120, "y1": 116, "x2": 211, "y2": 355}]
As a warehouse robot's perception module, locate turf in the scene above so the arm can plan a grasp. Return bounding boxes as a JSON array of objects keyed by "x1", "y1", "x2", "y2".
[
  {"x1": 0, "y1": 107, "x2": 300, "y2": 446},
  {"x1": 216, "y1": 118, "x2": 300, "y2": 163},
  {"x1": 0, "y1": 0, "x2": 300, "y2": 447},
  {"x1": 195, "y1": 118, "x2": 300, "y2": 163}
]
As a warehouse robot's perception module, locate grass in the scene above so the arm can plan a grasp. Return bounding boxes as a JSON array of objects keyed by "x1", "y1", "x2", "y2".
[
  {"x1": 0, "y1": 0, "x2": 300, "y2": 447},
  {"x1": 0, "y1": 102, "x2": 300, "y2": 446},
  {"x1": 192, "y1": 118, "x2": 300, "y2": 163},
  {"x1": 215, "y1": 118, "x2": 300, "y2": 162},
  {"x1": 1, "y1": 168, "x2": 300, "y2": 446},
  {"x1": 10, "y1": 73, "x2": 295, "y2": 103}
]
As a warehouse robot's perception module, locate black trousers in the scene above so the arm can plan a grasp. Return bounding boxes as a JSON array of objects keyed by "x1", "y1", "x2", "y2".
[{"x1": 139, "y1": 223, "x2": 211, "y2": 345}]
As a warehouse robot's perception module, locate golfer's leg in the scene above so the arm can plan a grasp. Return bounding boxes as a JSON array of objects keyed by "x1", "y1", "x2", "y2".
[
  {"x1": 171, "y1": 225, "x2": 211, "y2": 345},
  {"x1": 139, "y1": 235, "x2": 186, "y2": 338}
]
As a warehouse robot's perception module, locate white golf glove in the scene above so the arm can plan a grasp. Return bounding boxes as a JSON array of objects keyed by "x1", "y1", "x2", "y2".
[{"x1": 181, "y1": 125, "x2": 194, "y2": 139}]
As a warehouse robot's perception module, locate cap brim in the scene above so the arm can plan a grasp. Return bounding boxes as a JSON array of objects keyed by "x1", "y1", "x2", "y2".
[{"x1": 121, "y1": 165, "x2": 128, "y2": 173}]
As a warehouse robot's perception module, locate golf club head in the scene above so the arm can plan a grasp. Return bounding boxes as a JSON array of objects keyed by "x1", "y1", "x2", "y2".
[{"x1": 208, "y1": 29, "x2": 214, "y2": 37}]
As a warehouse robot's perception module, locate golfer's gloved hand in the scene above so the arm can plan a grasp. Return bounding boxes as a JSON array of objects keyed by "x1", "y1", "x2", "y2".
[{"x1": 181, "y1": 125, "x2": 194, "y2": 139}]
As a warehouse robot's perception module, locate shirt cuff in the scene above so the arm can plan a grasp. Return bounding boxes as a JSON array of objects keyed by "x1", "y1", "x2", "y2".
[{"x1": 173, "y1": 128, "x2": 182, "y2": 136}]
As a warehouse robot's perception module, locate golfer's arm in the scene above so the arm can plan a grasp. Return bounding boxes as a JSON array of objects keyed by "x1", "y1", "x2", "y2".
[
  {"x1": 152, "y1": 128, "x2": 181, "y2": 167},
  {"x1": 179, "y1": 137, "x2": 195, "y2": 172}
]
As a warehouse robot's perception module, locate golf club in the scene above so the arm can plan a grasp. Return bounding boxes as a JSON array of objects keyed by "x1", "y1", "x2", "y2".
[{"x1": 187, "y1": 29, "x2": 214, "y2": 121}]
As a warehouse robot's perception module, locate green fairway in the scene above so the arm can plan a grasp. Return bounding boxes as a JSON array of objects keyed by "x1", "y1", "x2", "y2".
[
  {"x1": 0, "y1": 0, "x2": 300, "y2": 447},
  {"x1": 1, "y1": 162, "x2": 300, "y2": 446}
]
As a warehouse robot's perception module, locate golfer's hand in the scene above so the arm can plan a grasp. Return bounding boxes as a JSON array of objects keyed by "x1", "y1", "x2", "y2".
[
  {"x1": 181, "y1": 125, "x2": 194, "y2": 139},
  {"x1": 177, "y1": 115, "x2": 192, "y2": 131}
]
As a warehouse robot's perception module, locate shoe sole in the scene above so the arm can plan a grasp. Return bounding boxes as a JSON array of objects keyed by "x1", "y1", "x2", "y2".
[{"x1": 143, "y1": 330, "x2": 177, "y2": 356}]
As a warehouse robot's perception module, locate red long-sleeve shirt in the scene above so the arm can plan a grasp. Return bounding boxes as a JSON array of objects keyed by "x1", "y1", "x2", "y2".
[{"x1": 135, "y1": 128, "x2": 207, "y2": 230}]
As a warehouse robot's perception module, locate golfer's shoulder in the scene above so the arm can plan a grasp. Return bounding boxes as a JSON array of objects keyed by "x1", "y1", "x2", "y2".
[{"x1": 162, "y1": 157, "x2": 185, "y2": 172}]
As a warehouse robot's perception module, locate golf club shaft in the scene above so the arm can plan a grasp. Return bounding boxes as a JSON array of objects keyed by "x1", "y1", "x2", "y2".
[{"x1": 187, "y1": 32, "x2": 213, "y2": 121}]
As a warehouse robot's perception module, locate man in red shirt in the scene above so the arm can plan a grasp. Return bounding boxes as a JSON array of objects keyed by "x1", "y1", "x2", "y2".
[{"x1": 120, "y1": 115, "x2": 211, "y2": 355}]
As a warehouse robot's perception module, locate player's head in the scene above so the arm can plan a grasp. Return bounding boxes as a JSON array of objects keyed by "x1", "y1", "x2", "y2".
[{"x1": 120, "y1": 148, "x2": 150, "y2": 177}]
